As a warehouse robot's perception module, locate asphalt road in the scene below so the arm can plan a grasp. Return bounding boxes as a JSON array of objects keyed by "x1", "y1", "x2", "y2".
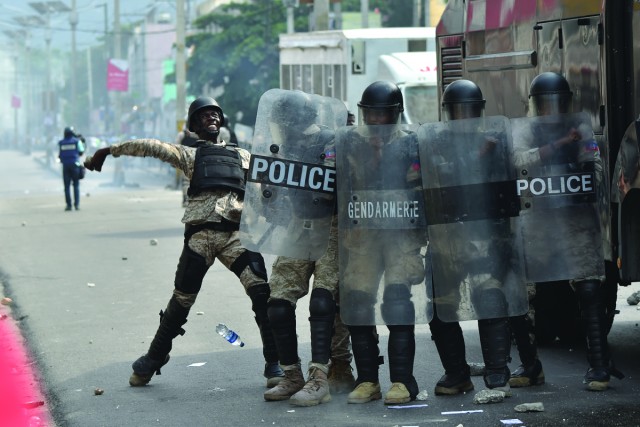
[{"x1": 1, "y1": 147, "x2": 640, "y2": 427}]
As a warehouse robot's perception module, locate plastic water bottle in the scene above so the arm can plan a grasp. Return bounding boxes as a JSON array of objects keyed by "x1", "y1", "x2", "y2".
[{"x1": 216, "y1": 323, "x2": 245, "y2": 347}]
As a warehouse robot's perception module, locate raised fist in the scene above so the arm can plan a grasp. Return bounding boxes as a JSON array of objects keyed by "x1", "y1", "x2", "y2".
[{"x1": 84, "y1": 147, "x2": 112, "y2": 172}]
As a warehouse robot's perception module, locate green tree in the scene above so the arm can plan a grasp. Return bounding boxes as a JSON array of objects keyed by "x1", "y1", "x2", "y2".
[
  {"x1": 340, "y1": 0, "x2": 417, "y2": 27},
  {"x1": 186, "y1": 1, "x2": 305, "y2": 126}
]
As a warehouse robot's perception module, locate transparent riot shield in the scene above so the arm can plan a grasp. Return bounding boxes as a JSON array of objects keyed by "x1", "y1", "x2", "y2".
[
  {"x1": 240, "y1": 89, "x2": 347, "y2": 260},
  {"x1": 511, "y1": 112, "x2": 605, "y2": 283},
  {"x1": 613, "y1": 117, "x2": 640, "y2": 204},
  {"x1": 614, "y1": 117, "x2": 640, "y2": 280},
  {"x1": 419, "y1": 116, "x2": 528, "y2": 322},
  {"x1": 336, "y1": 124, "x2": 432, "y2": 326}
]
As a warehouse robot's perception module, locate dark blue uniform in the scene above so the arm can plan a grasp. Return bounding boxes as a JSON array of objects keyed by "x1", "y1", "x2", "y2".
[{"x1": 58, "y1": 135, "x2": 84, "y2": 210}]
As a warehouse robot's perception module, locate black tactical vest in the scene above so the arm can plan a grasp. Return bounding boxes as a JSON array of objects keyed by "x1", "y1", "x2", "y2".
[{"x1": 188, "y1": 144, "x2": 245, "y2": 196}]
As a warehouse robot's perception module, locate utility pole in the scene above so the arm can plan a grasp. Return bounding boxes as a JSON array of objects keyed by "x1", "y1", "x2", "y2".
[
  {"x1": 314, "y1": 0, "x2": 329, "y2": 31},
  {"x1": 413, "y1": 0, "x2": 422, "y2": 26},
  {"x1": 45, "y1": 14, "x2": 53, "y2": 137},
  {"x1": 98, "y1": 2, "x2": 110, "y2": 134},
  {"x1": 361, "y1": 0, "x2": 369, "y2": 28},
  {"x1": 176, "y1": 0, "x2": 186, "y2": 133},
  {"x1": 283, "y1": 0, "x2": 296, "y2": 34},
  {"x1": 113, "y1": 0, "x2": 121, "y2": 135},
  {"x1": 13, "y1": 54, "x2": 19, "y2": 148},
  {"x1": 25, "y1": 35, "x2": 32, "y2": 147},
  {"x1": 425, "y1": 0, "x2": 431, "y2": 27},
  {"x1": 70, "y1": 0, "x2": 78, "y2": 126}
]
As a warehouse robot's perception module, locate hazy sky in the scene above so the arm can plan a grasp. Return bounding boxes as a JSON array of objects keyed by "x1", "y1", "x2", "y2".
[{"x1": 0, "y1": 1, "x2": 167, "y2": 51}]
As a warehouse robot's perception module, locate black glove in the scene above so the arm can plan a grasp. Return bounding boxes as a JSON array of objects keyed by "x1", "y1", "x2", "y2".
[{"x1": 84, "y1": 147, "x2": 112, "y2": 172}]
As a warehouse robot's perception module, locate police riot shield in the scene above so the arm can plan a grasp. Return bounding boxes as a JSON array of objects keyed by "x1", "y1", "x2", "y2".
[
  {"x1": 614, "y1": 117, "x2": 640, "y2": 280},
  {"x1": 613, "y1": 117, "x2": 640, "y2": 204},
  {"x1": 419, "y1": 116, "x2": 528, "y2": 322},
  {"x1": 512, "y1": 112, "x2": 605, "y2": 283},
  {"x1": 336, "y1": 124, "x2": 432, "y2": 326},
  {"x1": 240, "y1": 89, "x2": 347, "y2": 260}
]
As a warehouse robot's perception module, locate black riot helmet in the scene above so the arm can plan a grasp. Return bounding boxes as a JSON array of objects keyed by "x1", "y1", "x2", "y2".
[
  {"x1": 187, "y1": 96, "x2": 224, "y2": 132},
  {"x1": 357, "y1": 81, "x2": 404, "y2": 125},
  {"x1": 64, "y1": 126, "x2": 76, "y2": 138},
  {"x1": 270, "y1": 90, "x2": 317, "y2": 131},
  {"x1": 528, "y1": 72, "x2": 573, "y2": 117},
  {"x1": 441, "y1": 79, "x2": 486, "y2": 121}
]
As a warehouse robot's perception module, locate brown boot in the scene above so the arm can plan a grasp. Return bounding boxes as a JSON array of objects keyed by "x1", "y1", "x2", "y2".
[
  {"x1": 347, "y1": 381, "x2": 381, "y2": 404},
  {"x1": 289, "y1": 363, "x2": 331, "y2": 407},
  {"x1": 263, "y1": 363, "x2": 305, "y2": 401},
  {"x1": 328, "y1": 358, "x2": 356, "y2": 394}
]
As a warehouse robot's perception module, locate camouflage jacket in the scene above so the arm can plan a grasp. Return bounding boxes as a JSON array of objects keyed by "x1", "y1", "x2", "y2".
[{"x1": 111, "y1": 138, "x2": 250, "y2": 224}]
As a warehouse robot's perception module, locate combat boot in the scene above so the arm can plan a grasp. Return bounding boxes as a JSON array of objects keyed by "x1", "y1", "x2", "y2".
[
  {"x1": 129, "y1": 354, "x2": 170, "y2": 386},
  {"x1": 387, "y1": 325, "x2": 419, "y2": 403},
  {"x1": 129, "y1": 297, "x2": 189, "y2": 387},
  {"x1": 584, "y1": 367, "x2": 609, "y2": 391},
  {"x1": 509, "y1": 359, "x2": 545, "y2": 388},
  {"x1": 347, "y1": 382, "x2": 382, "y2": 404},
  {"x1": 384, "y1": 382, "x2": 411, "y2": 405},
  {"x1": 430, "y1": 314, "x2": 473, "y2": 396},
  {"x1": 485, "y1": 367, "x2": 512, "y2": 396},
  {"x1": 264, "y1": 362, "x2": 285, "y2": 388},
  {"x1": 328, "y1": 358, "x2": 356, "y2": 394},
  {"x1": 348, "y1": 325, "x2": 383, "y2": 404},
  {"x1": 249, "y1": 284, "x2": 284, "y2": 388},
  {"x1": 289, "y1": 363, "x2": 331, "y2": 407},
  {"x1": 263, "y1": 363, "x2": 305, "y2": 401},
  {"x1": 434, "y1": 369, "x2": 474, "y2": 395},
  {"x1": 576, "y1": 280, "x2": 624, "y2": 391}
]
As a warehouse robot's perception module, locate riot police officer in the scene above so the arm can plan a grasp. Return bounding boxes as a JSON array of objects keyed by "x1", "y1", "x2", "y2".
[
  {"x1": 58, "y1": 126, "x2": 85, "y2": 211},
  {"x1": 428, "y1": 80, "x2": 513, "y2": 396},
  {"x1": 340, "y1": 81, "x2": 425, "y2": 405},
  {"x1": 260, "y1": 91, "x2": 344, "y2": 406},
  {"x1": 510, "y1": 72, "x2": 622, "y2": 391},
  {"x1": 84, "y1": 96, "x2": 284, "y2": 389}
]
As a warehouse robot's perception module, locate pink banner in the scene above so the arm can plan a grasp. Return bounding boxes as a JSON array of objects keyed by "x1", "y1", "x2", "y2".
[
  {"x1": 107, "y1": 59, "x2": 129, "y2": 92},
  {"x1": 11, "y1": 94, "x2": 21, "y2": 109}
]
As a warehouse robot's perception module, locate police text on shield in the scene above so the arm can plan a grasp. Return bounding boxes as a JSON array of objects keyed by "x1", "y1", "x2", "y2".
[
  {"x1": 248, "y1": 155, "x2": 335, "y2": 194},
  {"x1": 516, "y1": 172, "x2": 595, "y2": 197}
]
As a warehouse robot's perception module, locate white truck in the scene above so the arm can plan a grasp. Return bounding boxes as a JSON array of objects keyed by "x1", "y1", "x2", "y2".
[{"x1": 279, "y1": 27, "x2": 438, "y2": 124}]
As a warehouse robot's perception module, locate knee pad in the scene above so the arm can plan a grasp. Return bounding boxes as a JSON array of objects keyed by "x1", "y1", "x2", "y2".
[
  {"x1": 575, "y1": 279, "x2": 601, "y2": 304},
  {"x1": 247, "y1": 283, "x2": 270, "y2": 313},
  {"x1": 474, "y1": 287, "x2": 508, "y2": 318},
  {"x1": 309, "y1": 288, "x2": 336, "y2": 322},
  {"x1": 230, "y1": 250, "x2": 267, "y2": 281},
  {"x1": 267, "y1": 299, "x2": 295, "y2": 326},
  {"x1": 343, "y1": 290, "x2": 376, "y2": 325},
  {"x1": 174, "y1": 245, "x2": 208, "y2": 294},
  {"x1": 381, "y1": 284, "x2": 415, "y2": 324}
]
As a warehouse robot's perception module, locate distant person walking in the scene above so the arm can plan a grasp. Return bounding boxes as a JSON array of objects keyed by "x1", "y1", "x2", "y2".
[{"x1": 58, "y1": 126, "x2": 85, "y2": 211}]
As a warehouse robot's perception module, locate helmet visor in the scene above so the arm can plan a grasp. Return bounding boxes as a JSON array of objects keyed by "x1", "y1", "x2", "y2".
[
  {"x1": 529, "y1": 93, "x2": 572, "y2": 117},
  {"x1": 358, "y1": 106, "x2": 401, "y2": 126},
  {"x1": 442, "y1": 102, "x2": 484, "y2": 121}
]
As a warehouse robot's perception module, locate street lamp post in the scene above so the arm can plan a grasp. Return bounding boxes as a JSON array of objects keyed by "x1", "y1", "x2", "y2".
[
  {"x1": 29, "y1": 1, "x2": 72, "y2": 138},
  {"x1": 176, "y1": 0, "x2": 186, "y2": 133},
  {"x1": 96, "y1": 3, "x2": 109, "y2": 134},
  {"x1": 70, "y1": 0, "x2": 78, "y2": 127},
  {"x1": 13, "y1": 53, "x2": 19, "y2": 148}
]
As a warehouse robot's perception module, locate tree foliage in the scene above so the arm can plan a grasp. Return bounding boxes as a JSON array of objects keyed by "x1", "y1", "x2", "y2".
[
  {"x1": 186, "y1": 1, "x2": 305, "y2": 126},
  {"x1": 340, "y1": 0, "x2": 417, "y2": 27},
  {"x1": 185, "y1": 1, "x2": 420, "y2": 127}
]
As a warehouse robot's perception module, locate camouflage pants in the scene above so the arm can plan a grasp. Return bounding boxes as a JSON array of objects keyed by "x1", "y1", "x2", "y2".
[
  {"x1": 269, "y1": 222, "x2": 339, "y2": 303},
  {"x1": 172, "y1": 227, "x2": 267, "y2": 308},
  {"x1": 269, "y1": 222, "x2": 350, "y2": 360}
]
